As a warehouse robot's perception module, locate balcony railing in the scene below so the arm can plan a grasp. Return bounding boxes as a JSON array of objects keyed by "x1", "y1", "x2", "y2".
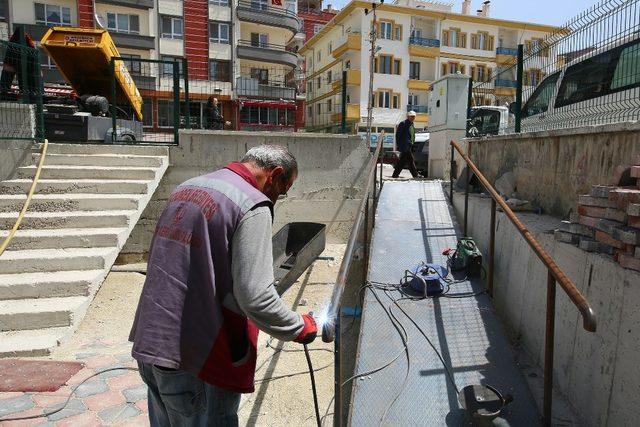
[
  {"x1": 495, "y1": 79, "x2": 518, "y2": 88},
  {"x1": 409, "y1": 36, "x2": 440, "y2": 48},
  {"x1": 236, "y1": 0, "x2": 301, "y2": 33},
  {"x1": 238, "y1": 39, "x2": 289, "y2": 51},
  {"x1": 236, "y1": 76, "x2": 296, "y2": 100},
  {"x1": 496, "y1": 47, "x2": 518, "y2": 56},
  {"x1": 407, "y1": 105, "x2": 428, "y2": 113},
  {"x1": 238, "y1": 0, "x2": 298, "y2": 17}
]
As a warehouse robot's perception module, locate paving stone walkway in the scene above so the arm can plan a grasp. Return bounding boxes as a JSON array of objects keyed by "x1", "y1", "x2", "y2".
[{"x1": 0, "y1": 340, "x2": 149, "y2": 427}]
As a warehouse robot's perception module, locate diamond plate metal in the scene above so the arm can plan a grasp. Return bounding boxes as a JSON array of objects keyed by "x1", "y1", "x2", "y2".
[{"x1": 349, "y1": 181, "x2": 541, "y2": 426}]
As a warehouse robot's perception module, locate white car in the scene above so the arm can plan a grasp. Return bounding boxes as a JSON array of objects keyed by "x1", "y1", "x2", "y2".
[{"x1": 512, "y1": 34, "x2": 640, "y2": 133}]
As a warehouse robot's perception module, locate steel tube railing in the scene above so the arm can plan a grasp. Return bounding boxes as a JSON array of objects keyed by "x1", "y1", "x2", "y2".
[{"x1": 450, "y1": 140, "x2": 596, "y2": 426}]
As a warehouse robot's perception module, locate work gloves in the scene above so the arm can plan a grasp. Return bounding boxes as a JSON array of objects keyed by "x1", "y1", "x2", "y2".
[{"x1": 294, "y1": 313, "x2": 318, "y2": 344}]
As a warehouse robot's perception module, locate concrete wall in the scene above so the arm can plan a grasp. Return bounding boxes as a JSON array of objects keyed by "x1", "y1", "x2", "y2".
[
  {"x1": 466, "y1": 122, "x2": 640, "y2": 218},
  {"x1": 121, "y1": 130, "x2": 371, "y2": 255},
  {"x1": 0, "y1": 140, "x2": 35, "y2": 181},
  {"x1": 453, "y1": 193, "x2": 640, "y2": 427}
]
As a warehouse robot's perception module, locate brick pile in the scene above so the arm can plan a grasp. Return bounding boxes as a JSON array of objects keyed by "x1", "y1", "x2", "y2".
[{"x1": 554, "y1": 155, "x2": 640, "y2": 272}]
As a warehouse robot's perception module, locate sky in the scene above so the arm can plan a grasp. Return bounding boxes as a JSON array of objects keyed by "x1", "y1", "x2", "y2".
[{"x1": 325, "y1": 0, "x2": 601, "y2": 26}]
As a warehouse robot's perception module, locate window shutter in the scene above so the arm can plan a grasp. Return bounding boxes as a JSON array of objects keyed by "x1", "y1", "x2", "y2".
[
  {"x1": 470, "y1": 66, "x2": 477, "y2": 80},
  {"x1": 471, "y1": 34, "x2": 478, "y2": 50},
  {"x1": 442, "y1": 30, "x2": 449, "y2": 46},
  {"x1": 487, "y1": 68, "x2": 492, "y2": 81},
  {"x1": 441, "y1": 63, "x2": 447, "y2": 76},
  {"x1": 461, "y1": 65, "x2": 466, "y2": 74},
  {"x1": 460, "y1": 33, "x2": 467, "y2": 48},
  {"x1": 488, "y1": 36, "x2": 495, "y2": 51}
]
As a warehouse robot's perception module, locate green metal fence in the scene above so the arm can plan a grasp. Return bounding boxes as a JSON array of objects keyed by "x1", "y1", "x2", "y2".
[
  {"x1": 471, "y1": 0, "x2": 640, "y2": 134},
  {"x1": 109, "y1": 57, "x2": 183, "y2": 145},
  {"x1": 0, "y1": 38, "x2": 45, "y2": 141}
]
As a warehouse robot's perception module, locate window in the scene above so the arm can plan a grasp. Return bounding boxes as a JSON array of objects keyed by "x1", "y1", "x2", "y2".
[
  {"x1": 161, "y1": 56, "x2": 184, "y2": 77},
  {"x1": 524, "y1": 69, "x2": 544, "y2": 86},
  {"x1": 376, "y1": 55, "x2": 394, "y2": 74},
  {"x1": 251, "y1": 0, "x2": 268, "y2": 10},
  {"x1": 317, "y1": 50, "x2": 322, "y2": 61},
  {"x1": 250, "y1": 68, "x2": 268, "y2": 84},
  {"x1": 107, "y1": 13, "x2": 139, "y2": 34},
  {"x1": 442, "y1": 62, "x2": 464, "y2": 76},
  {"x1": 210, "y1": 60, "x2": 230, "y2": 82},
  {"x1": 308, "y1": 106, "x2": 313, "y2": 118},
  {"x1": 327, "y1": 99, "x2": 332, "y2": 112},
  {"x1": 35, "y1": 3, "x2": 71, "y2": 26},
  {"x1": 209, "y1": 22, "x2": 229, "y2": 44},
  {"x1": 158, "y1": 100, "x2": 175, "y2": 127},
  {"x1": 442, "y1": 28, "x2": 466, "y2": 48},
  {"x1": 408, "y1": 93, "x2": 418, "y2": 107},
  {"x1": 328, "y1": 42, "x2": 332, "y2": 54},
  {"x1": 555, "y1": 39, "x2": 640, "y2": 109},
  {"x1": 395, "y1": 26, "x2": 402, "y2": 41},
  {"x1": 525, "y1": 38, "x2": 548, "y2": 57},
  {"x1": 161, "y1": 16, "x2": 183, "y2": 39},
  {"x1": 345, "y1": 60, "x2": 351, "y2": 69},
  {"x1": 307, "y1": 81, "x2": 312, "y2": 93},
  {"x1": 409, "y1": 62, "x2": 420, "y2": 80},
  {"x1": 471, "y1": 32, "x2": 494, "y2": 51},
  {"x1": 285, "y1": 0, "x2": 296, "y2": 13},
  {"x1": 0, "y1": 1, "x2": 6, "y2": 20},
  {"x1": 522, "y1": 72, "x2": 560, "y2": 118},
  {"x1": 142, "y1": 99, "x2": 153, "y2": 127},
  {"x1": 316, "y1": 104, "x2": 321, "y2": 114},
  {"x1": 471, "y1": 65, "x2": 491, "y2": 82},
  {"x1": 327, "y1": 70, "x2": 332, "y2": 82},
  {"x1": 122, "y1": 54, "x2": 141, "y2": 75},
  {"x1": 411, "y1": 29, "x2": 422, "y2": 39},
  {"x1": 39, "y1": 49, "x2": 56, "y2": 69},
  {"x1": 380, "y1": 22, "x2": 392, "y2": 40},
  {"x1": 377, "y1": 90, "x2": 390, "y2": 108},
  {"x1": 250, "y1": 32, "x2": 268, "y2": 47},
  {"x1": 393, "y1": 59, "x2": 401, "y2": 75},
  {"x1": 392, "y1": 94, "x2": 399, "y2": 109},
  {"x1": 209, "y1": 0, "x2": 229, "y2": 6},
  {"x1": 317, "y1": 77, "x2": 321, "y2": 89},
  {"x1": 314, "y1": 24, "x2": 323, "y2": 34}
]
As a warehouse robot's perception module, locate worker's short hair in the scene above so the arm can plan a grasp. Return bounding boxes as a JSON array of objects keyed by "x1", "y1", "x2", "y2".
[{"x1": 242, "y1": 145, "x2": 298, "y2": 181}]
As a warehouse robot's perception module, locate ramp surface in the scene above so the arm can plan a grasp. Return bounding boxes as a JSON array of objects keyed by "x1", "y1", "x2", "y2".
[{"x1": 349, "y1": 181, "x2": 540, "y2": 426}]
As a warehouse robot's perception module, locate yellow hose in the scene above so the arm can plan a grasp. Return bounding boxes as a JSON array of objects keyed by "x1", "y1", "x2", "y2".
[{"x1": 0, "y1": 138, "x2": 49, "y2": 256}]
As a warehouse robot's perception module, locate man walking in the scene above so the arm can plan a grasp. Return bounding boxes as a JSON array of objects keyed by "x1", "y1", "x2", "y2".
[
  {"x1": 129, "y1": 145, "x2": 317, "y2": 426},
  {"x1": 392, "y1": 111, "x2": 420, "y2": 179},
  {"x1": 206, "y1": 96, "x2": 231, "y2": 130}
]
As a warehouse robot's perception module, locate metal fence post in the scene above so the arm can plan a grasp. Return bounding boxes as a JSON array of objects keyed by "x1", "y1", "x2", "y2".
[
  {"x1": 18, "y1": 29, "x2": 29, "y2": 105},
  {"x1": 488, "y1": 199, "x2": 496, "y2": 297},
  {"x1": 544, "y1": 270, "x2": 557, "y2": 427},
  {"x1": 110, "y1": 58, "x2": 117, "y2": 142},
  {"x1": 465, "y1": 76, "x2": 473, "y2": 137},
  {"x1": 515, "y1": 44, "x2": 524, "y2": 133},
  {"x1": 182, "y1": 57, "x2": 190, "y2": 130},
  {"x1": 449, "y1": 144, "x2": 454, "y2": 202},
  {"x1": 34, "y1": 53, "x2": 44, "y2": 141},
  {"x1": 334, "y1": 316, "x2": 341, "y2": 427},
  {"x1": 173, "y1": 61, "x2": 180, "y2": 145},
  {"x1": 341, "y1": 70, "x2": 347, "y2": 134}
]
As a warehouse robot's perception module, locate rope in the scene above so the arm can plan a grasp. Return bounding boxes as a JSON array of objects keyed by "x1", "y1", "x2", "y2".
[{"x1": 0, "y1": 138, "x2": 48, "y2": 256}]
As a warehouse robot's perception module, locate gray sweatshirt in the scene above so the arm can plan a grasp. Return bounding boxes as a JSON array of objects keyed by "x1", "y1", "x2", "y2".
[{"x1": 231, "y1": 205, "x2": 304, "y2": 340}]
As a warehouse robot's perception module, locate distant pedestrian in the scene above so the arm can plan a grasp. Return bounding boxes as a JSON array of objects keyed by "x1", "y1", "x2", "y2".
[
  {"x1": 206, "y1": 96, "x2": 231, "y2": 130},
  {"x1": 392, "y1": 111, "x2": 419, "y2": 178}
]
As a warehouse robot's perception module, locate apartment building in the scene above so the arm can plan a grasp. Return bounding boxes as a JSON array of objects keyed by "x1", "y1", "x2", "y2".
[
  {"x1": 300, "y1": 0, "x2": 560, "y2": 134},
  {"x1": 1, "y1": 0, "x2": 304, "y2": 131}
]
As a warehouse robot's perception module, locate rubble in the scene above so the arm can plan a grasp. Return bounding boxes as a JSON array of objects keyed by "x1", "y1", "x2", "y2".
[{"x1": 555, "y1": 162, "x2": 640, "y2": 272}]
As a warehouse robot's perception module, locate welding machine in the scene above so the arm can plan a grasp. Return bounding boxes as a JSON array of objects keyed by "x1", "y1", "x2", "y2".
[
  {"x1": 407, "y1": 263, "x2": 448, "y2": 297},
  {"x1": 449, "y1": 237, "x2": 483, "y2": 278}
]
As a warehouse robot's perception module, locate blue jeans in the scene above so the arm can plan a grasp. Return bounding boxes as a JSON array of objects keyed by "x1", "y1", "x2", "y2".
[{"x1": 137, "y1": 361, "x2": 241, "y2": 427}]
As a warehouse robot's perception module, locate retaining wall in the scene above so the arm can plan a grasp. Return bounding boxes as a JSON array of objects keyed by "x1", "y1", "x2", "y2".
[
  {"x1": 122, "y1": 130, "x2": 371, "y2": 255},
  {"x1": 466, "y1": 122, "x2": 640, "y2": 218},
  {"x1": 0, "y1": 140, "x2": 35, "y2": 181},
  {"x1": 453, "y1": 193, "x2": 640, "y2": 427}
]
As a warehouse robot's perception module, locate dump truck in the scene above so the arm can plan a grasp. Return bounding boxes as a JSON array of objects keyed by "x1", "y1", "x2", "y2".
[{"x1": 39, "y1": 27, "x2": 143, "y2": 142}]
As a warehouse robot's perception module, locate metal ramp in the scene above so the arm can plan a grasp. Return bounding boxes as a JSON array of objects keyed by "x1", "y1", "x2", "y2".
[{"x1": 349, "y1": 181, "x2": 541, "y2": 426}]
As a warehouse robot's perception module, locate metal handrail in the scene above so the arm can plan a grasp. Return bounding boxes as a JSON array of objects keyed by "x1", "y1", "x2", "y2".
[
  {"x1": 323, "y1": 132, "x2": 384, "y2": 426},
  {"x1": 450, "y1": 140, "x2": 596, "y2": 426}
]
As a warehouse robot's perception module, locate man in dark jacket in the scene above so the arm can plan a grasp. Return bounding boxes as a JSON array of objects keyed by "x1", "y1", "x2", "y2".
[
  {"x1": 206, "y1": 96, "x2": 231, "y2": 130},
  {"x1": 392, "y1": 111, "x2": 419, "y2": 178}
]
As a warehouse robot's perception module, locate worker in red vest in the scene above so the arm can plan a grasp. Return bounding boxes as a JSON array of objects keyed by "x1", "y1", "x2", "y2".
[{"x1": 130, "y1": 145, "x2": 317, "y2": 426}]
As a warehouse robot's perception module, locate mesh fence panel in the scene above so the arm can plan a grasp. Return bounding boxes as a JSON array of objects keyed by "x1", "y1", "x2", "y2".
[{"x1": 472, "y1": 0, "x2": 640, "y2": 133}]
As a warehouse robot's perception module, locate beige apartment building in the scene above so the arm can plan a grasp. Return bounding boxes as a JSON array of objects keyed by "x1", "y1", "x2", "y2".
[{"x1": 300, "y1": 0, "x2": 560, "y2": 135}]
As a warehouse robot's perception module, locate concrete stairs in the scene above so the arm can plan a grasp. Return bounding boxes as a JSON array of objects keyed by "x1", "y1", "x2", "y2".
[{"x1": 0, "y1": 144, "x2": 168, "y2": 357}]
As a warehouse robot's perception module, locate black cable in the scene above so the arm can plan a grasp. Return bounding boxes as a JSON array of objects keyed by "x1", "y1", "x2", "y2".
[
  {"x1": 0, "y1": 367, "x2": 139, "y2": 422},
  {"x1": 304, "y1": 344, "x2": 322, "y2": 427}
]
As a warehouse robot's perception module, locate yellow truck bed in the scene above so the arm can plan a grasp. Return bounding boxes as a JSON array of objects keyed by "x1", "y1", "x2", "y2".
[{"x1": 40, "y1": 27, "x2": 143, "y2": 121}]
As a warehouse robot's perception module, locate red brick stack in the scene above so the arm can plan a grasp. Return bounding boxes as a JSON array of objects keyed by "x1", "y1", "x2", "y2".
[{"x1": 554, "y1": 155, "x2": 640, "y2": 272}]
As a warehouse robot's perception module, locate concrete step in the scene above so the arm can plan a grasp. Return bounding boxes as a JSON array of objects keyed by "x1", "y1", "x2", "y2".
[
  {"x1": 0, "y1": 269, "x2": 104, "y2": 300},
  {"x1": 42, "y1": 143, "x2": 169, "y2": 157},
  {"x1": 17, "y1": 165, "x2": 159, "y2": 180},
  {"x1": 0, "y1": 227, "x2": 126, "y2": 250},
  {"x1": 0, "y1": 247, "x2": 116, "y2": 274},
  {"x1": 35, "y1": 153, "x2": 165, "y2": 167},
  {"x1": 0, "y1": 194, "x2": 142, "y2": 212},
  {"x1": 0, "y1": 327, "x2": 68, "y2": 357},
  {"x1": 0, "y1": 210, "x2": 136, "y2": 229},
  {"x1": 0, "y1": 179, "x2": 151, "y2": 195},
  {"x1": 0, "y1": 296, "x2": 87, "y2": 331}
]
